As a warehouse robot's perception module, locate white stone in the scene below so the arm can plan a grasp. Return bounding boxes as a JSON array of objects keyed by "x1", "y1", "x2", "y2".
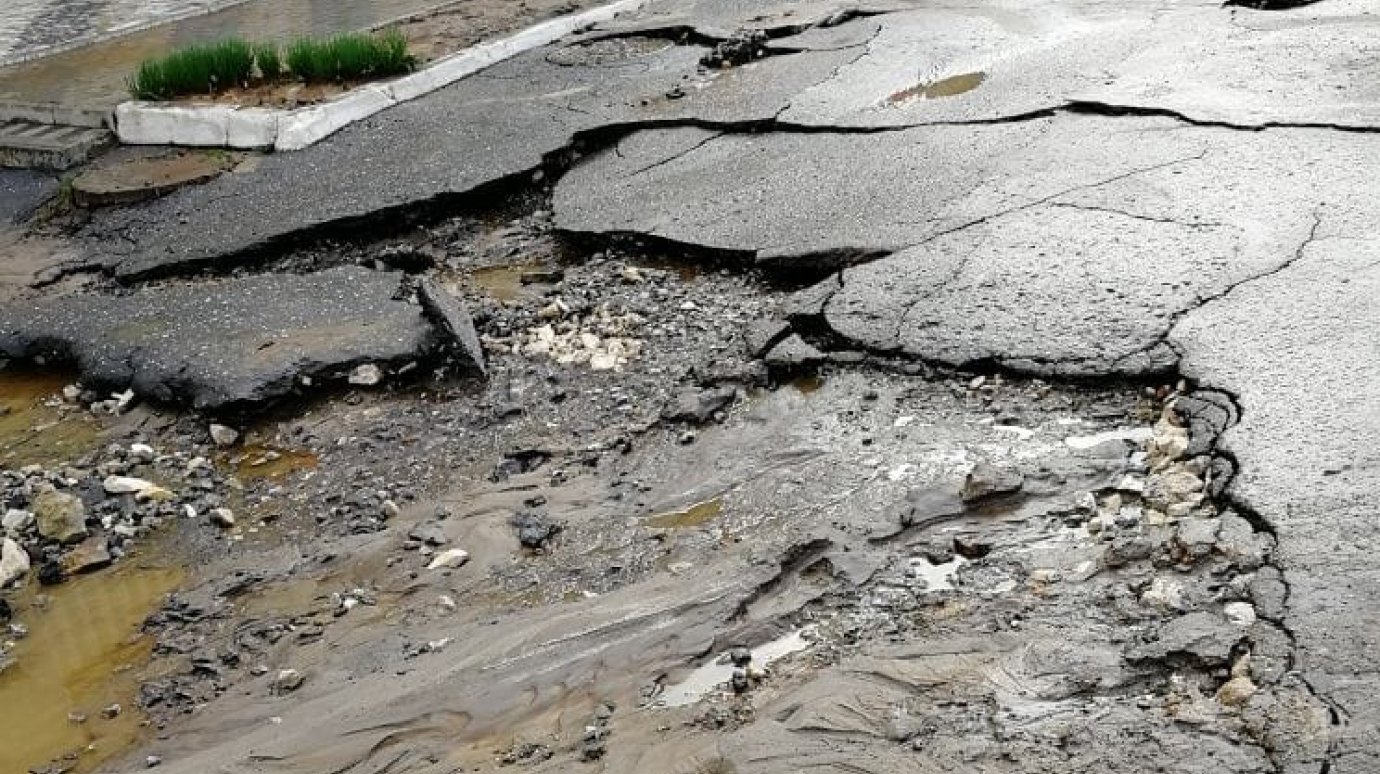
[
  {"x1": 348, "y1": 364, "x2": 383, "y2": 386},
  {"x1": 2, "y1": 509, "x2": 33, "y2": 533},
  {"x1": 427, "y1": 548, "x2": 470, "y2": 570},
  {"x1": 103, "y1": 476, "x2": 172, "y2": 501},
  {"x1": 0, "y1": 538, "x2": 30, "y2": 587},
  {"x1": 1224, "y1": 601, "x2": 1257, "y2": 627},
  {"x1": 273, "y1": 668, "x2": 304, "y2": 693},
  {"x1": 209, "y1": 424, "x2": 239, "y2": 447},
  {"x1": 128, "y1": 443, "x2": 156, "y2": 462},
  {"x1": 209, "y1": 508, "x2": 236, "y2": 528}
]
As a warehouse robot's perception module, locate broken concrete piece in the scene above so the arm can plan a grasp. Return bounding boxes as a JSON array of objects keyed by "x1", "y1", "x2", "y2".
[
  {"x1": 0, "y1": 267, "x2": 434, "y2": 410},
  {"x1": 418, "y1": 278, "x2": 487, "y2": 375}
]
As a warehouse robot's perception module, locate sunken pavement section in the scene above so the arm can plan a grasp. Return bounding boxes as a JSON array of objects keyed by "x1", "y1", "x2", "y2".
[{"x1": 2, "y1": 0, "x2": 1377, "y2": 771}]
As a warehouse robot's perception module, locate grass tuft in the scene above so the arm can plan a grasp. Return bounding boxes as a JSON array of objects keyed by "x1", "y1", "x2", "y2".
[
  {"x1": 127, "y1": 39, "x2": 254, "y2": 100},
  {"x1": 253, "y1": 43, "x2": 282, "y2": 80},
  {"x1": 286, "y1": 29, "x2": 415, "y2": 84},
  {"x1": 128, "y1": 29, "x2": 415, "y2": 100}
]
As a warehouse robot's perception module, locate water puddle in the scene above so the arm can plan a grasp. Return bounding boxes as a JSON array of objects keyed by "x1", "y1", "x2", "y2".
[
  {"x1": 218, "y1": 444, "x2": 319, "y2": 481},
  {"x1": 471, "y1": 262, "x2": 550, "y2": 302},
  {"x1": 887, "y1": 71, "x2": 986, "y2": 104},
  {"x1": 0, "y1": 369, "x2": 103, "y2": 467},
  {"x1": 1063, "y1": 427, "x2": 1153, "y2": 450},
  {"x1": 658, "y1": 629, "x2": 812, "y2": 707},
  {"x1": 645, "y1": 498, "x2": 722, "y2": 529},
  {"x1": 790, "y1": 374, "x2": 825, "y2": 395},
  {"x1": 0, "y1": 563, "x2": 183, "y2": 774}
]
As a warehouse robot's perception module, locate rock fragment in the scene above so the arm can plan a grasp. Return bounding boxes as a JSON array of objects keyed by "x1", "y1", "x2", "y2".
[
  {"x1": 427, "y1": 548, "x2": 470, "y2": 570},
  {"x1": 960, "y1": 462, "x2": 1024, "y2": 503},
  {"x1": 33, "y1": 489, "x2": 87, "y2": 544},
  {"x1": 61, "y1": 536, "x2": 112, "y2": 575},
  {"x1": 273, "y1": 669, "x2": 304, "y2": 693},
  {"x1": 348, "y1": 364, "x2": 383, "y2": 387},
  {"x1": 209, "y1": 424, "x2": 239, "y2": 447},
  {"x1": 0, "y1": 537, "x2": 29, "y2": 587}
]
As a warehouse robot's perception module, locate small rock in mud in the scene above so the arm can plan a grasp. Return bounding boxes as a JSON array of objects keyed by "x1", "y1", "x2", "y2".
[
  {"x1": 60, "y1": 536, "x2": 112, "y2": 574},
  {"x1": 0, "y1": 537, "x2": 29, "y2": 587},
  {"x1": 426, "y1": 548, "x2": 470, "y2": 570},
  {"x1": 2, "y1": 508, "x2": 32, "y2": 534},
  {"x1": 273, "y1": 668, "x2": 304, "y2": 693},
  {"x1": 209, "y1": 508, "x2": 236, "y2": 528},
  {"x1": 663, "y1": 386, "x2": 736, "y2": 424},
  {"x1": 209, "y1": 424, "x2": 239, "y2": 447},
  {"x1": 407, "y1": 521, "x2": 449, "y2": 547},
  {"x1": 349, "y1": 364, "x2": 384, "y2": 387},
  {"x1": 33, "y1": 488, "x2": 88, "y2": 544},
  {"x1": 959, "y1": 461, "x2": 1024, "y2": 503},
  {"x1": 512, "y1": 511, "x2": 561, "y2": 550}
]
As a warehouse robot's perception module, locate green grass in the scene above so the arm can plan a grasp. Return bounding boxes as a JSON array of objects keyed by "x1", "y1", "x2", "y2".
[
  {"x1": 252, "y1": 42, "x2": 282, "y2": 80},
  {"x1": 127, "y1": 39, "x2": 254, "y2": 100},
  {"x1": 286, "y1": 29, "x2": 415, "y2": 84},
  {"x1": 128, "y1": 30, "x2": 415, "y2": 100}
]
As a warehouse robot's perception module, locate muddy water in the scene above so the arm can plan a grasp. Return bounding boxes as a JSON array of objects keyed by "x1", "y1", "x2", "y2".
[
  {"x1": 888, "y1": 71, "x2": 987, "y2": 103},
  {"x1": 0, "y1": 369, "x2": 103, "y2": 467},
  {"x1": 470, "y1": 262, "x2": 550, "y2": 302},
  {"x1": 658, "y1": 629, "x2": 812, "y2": 707},
  {"x1": 0, "y1": 564, "x2": 184, "y2": 774},
  {"x1": 646, "y1": 497, "x2": 722, "y2": 529},
  {"x1": 219, "y1": 443, "x2": 318, "y2": 481}
]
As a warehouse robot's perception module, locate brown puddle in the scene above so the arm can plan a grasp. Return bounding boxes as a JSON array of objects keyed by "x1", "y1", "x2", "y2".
[
  {"x1": 791, "y1": 375, "x2": 825, "y2": 395},
  {"x1": 887, "y1": 71, "x2": 986, "y2": 103},
  {"x1": 0, "y1": 563, "x2": 184, "y2": 774},
  {"x1": 219, "y1": 444, "x2": 319, "y2": 481},
  {"x1": 646, "y1": 498, "x2": 723, "y2": 529},
  {"x1": 0, "y1": 369, "x2": 103, "y2": 467},
  {"x1": 470, "y1": 263, "x2": 551, "y2": 302}
]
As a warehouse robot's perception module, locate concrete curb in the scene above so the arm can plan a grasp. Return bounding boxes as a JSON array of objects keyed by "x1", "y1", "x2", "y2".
[{"x1": 114, "y1": 0, "x2": 648, "y2": 152}]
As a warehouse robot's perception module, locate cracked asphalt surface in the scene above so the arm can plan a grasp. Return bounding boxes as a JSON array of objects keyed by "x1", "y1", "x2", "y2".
[{"x1": 1, "y1": 0, "x2": 1375, "y2": 771}]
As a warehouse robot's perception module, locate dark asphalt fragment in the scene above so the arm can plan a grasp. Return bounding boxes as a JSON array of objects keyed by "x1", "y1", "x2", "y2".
[{"x1": 0, "y1": 266, "x2": 435, "y2": 410}]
